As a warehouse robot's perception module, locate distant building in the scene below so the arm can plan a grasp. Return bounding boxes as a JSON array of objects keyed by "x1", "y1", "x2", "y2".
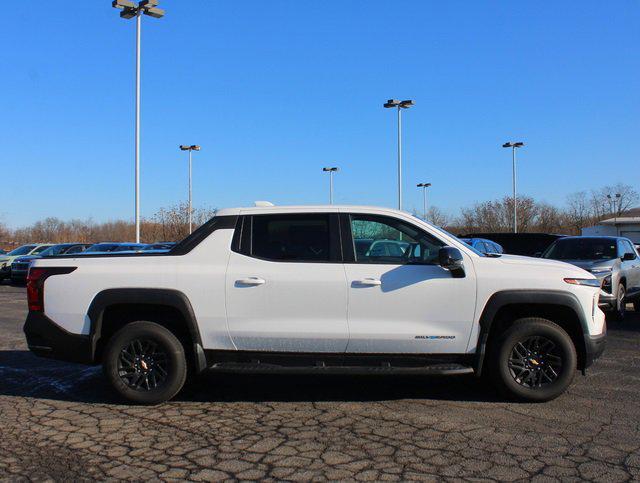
[{"x1": 582, "y1": 207, "x2": 640, "y2": 243}]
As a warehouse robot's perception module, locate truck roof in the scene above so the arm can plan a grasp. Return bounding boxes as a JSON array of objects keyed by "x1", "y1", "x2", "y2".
[{"x1": 215, "y1": 204, "x2": 411, "y2": 217}]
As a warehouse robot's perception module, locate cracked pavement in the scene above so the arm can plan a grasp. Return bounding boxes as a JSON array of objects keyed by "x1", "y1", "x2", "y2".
[{"x1": 1, "y1": 283, "x2": 639, "y2": 481}]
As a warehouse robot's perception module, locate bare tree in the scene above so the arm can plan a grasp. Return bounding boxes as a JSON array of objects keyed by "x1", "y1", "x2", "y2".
[
  {"x1": 410, "y1": 206, "x2": 451, "y2": 227},
  {"x1": 426, "y1": 206, "x2": 450, "y2": 228},
  {"x1": 457, "y1": 196, "x2": 540, "y2": 233},
  {"x1": 565, "y1": 191, "x2": 593, "y2": 234},
  {"x1": 591, "y1": 183, "x2": 639, "y2": 216}
]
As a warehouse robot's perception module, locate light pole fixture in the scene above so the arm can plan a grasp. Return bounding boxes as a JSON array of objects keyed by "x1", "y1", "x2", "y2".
[
  {"x1": 384, "y1": 99, "x2": 415, "y2": 211},
  {"x1": 180, "y1": 145, "x2": 201, "y2": 234},
  {"x1": 416, "y1": 183, "x2": 432, "y2": 221},
  {"x1": 322, "y1": 167, "x2": 339, "y2": 204},
  {"x1": 112, "y1": 0, "x2": 165, "y2": 243},
  {"x1": 502, "y1": 141, "x2": 524, "y2": 233},
  {"x1": 607, "y1": 193, "x2": 622, "y2": 231}
]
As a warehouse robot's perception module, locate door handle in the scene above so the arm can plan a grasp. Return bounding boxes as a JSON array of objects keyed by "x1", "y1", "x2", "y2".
[
  {"x1": 236, "y1": 277, "x2": 266, "y2": 286},
  {"x1": 354, "y1": 278, "x2": 382, "y2": 286}
]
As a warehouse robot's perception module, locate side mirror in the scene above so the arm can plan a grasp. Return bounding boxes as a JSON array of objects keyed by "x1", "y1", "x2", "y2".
[
  {"x1": 622, "y1": 252, "x2": 635, "y2": 261},
  {"x1": 439, "y1": 247, "x2": 465, "y2": 278}
]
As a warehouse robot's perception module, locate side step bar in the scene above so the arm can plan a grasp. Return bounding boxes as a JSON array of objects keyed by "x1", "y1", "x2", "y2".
[{"x1": 208, "y1": 362, "x2": 474, "y2": 376}]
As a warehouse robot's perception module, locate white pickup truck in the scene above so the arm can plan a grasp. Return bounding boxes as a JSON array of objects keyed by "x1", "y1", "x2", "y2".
[{"x1": 24, "y1": 205, "x2": 606, "y2": 404}]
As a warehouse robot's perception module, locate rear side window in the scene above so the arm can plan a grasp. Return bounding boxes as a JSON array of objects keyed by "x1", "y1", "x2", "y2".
[{"x1": 249, "y1": 214, "x2": 336, "y2": 262}]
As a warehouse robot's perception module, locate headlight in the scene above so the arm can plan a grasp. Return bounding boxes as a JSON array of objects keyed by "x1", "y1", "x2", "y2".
[{"x1": 564, "y1": 278, "x2": 601, "y2": 288}]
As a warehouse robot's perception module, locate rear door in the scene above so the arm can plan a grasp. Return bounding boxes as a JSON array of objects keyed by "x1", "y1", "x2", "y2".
[
  {"x1": 341, "y1": 213, "x2": 477, "y2": 354},
  {"x1": 225, "y1": 213, "x2": 349, "y2": 352}
]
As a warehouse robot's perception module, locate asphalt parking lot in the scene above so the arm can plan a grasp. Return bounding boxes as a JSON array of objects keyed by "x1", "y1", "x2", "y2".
[{"x1": 1, "y1": 283, "x2": 639, "y2": 481}]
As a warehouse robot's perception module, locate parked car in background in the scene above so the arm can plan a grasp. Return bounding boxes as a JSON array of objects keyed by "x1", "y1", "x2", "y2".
[
  {"x1": 0, "y1": 249, "x2": 6, "y2": 255},
  {"x1": 78, "y1": 243, "x2": 147, "y2": 254},
  {"x1": 460, "y1": 233, "x2": 565, "y2": 257},
  {"x1": 542, "y1": 236, "x2": 640, "y2": 319},
  {"x1": 459, "y1": 237, "x2": 503, "y2": 255},
  {"x1": 141, "y1": 242, "x2": 176, "y2": 252},
  {"x1": 10, "y1": 243, "x2": 92, "y2": 283},
  {"x1": 0, "y1": 244, "x2": 53, "y2": 281}
]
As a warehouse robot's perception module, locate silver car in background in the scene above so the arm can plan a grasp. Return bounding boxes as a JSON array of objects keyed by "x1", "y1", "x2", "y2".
[{"x1": 542, "y1": 236, "x2": 640, "y2": 319}]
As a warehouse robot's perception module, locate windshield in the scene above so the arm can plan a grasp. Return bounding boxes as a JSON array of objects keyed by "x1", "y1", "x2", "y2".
[
  {"x1": 142, "y1": 243, "x2": 174, "y2": 250},
  {"x1": 7, "y1": 245, "x2": 37, "y2": 256},
  {"x1": 85, "y1": 243, "x2": 119, "y2": 252},
  {"x1": 113, "y1": 244, "x2": 144, "y2": 252},
  {"x1": 39, "y1": 245, "x2": 69, "y2": 256},
  {"x1": 543, "y1": 238, "x2": 617, "y2": 261}
]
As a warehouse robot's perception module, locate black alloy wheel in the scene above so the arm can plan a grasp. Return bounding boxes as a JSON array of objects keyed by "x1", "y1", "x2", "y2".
[
  {"x1": 118, "y1": 338, "x2": 169, "y2": 391},
  {"x1": 490, "y1": 317, "x2": 577, "y2": 402},
  {"x1": 103, "y1": 321, "x2": 187, "y2": 404},
  {"x1": 508, "y1": 336, "x2": 562, "y2": 388}
]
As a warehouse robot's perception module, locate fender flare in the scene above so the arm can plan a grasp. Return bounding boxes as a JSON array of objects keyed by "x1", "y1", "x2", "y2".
[
  {"x1": 87, "y1": 288, "x2": 207, "y2": 371},
  {"x1": 474, "y1": 290, "x2": 589, "y2": 375}
]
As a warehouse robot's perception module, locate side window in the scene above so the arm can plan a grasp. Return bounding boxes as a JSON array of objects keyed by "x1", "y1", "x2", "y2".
[
  {"x1": 250, "y1": 214, "x2": 333, "y2": 262},
  {"x1": 350, "y1": 214, "x2": 444, "y2": 264}
]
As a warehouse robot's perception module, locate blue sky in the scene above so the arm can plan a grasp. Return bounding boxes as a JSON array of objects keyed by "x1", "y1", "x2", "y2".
[{"x1": 1, "y1": 1, "x2": 638, "y2": 228}]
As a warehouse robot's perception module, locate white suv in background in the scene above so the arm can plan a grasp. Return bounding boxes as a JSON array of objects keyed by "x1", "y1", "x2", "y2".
[{"x1": 24, "y1": 205, "x2": 606, "y2": 404}]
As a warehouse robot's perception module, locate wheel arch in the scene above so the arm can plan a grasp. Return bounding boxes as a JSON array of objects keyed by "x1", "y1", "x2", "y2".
[
  {"x1": 87, "y1": 288, "x2": 207, "y2": 372},
  {"x1": 475, "y1": 290, "x2": 590, "y2": 375}
]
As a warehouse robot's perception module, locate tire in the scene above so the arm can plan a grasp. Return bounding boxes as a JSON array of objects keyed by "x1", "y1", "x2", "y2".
[
  {"x1": 103, "y1": 321, "x2": 187, "y2": 405},
  {"x1": 489, "y1": 317, "x2": 577, "y2": 402},
  {"x1": 614, "y1": 284, "x2": 626, "y2": 321}
]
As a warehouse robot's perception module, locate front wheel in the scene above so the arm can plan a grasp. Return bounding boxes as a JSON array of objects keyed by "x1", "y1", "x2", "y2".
[
  {"x1": 103, "y1": 321, "x2": 187, "y2": 404},
  {"x1": 490, "y1": 318, "x2": 577, "y2": 402},
  {"x1": 612, "y1": 284, "x2": 626, "y2": 321}
]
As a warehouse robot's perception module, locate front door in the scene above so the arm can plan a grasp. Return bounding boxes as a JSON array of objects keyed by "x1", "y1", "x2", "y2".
[
  {"x1": 225, "y1": 213, "x2": 349, "y2": 352},
  {"x1": 343, "y1": 213, "x2": 477, "y2": 354}
]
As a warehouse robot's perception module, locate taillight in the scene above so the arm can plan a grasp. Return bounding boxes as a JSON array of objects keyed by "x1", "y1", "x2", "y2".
[{"x1": 27, "y1": 267, "x2": 76, "y2": 312}]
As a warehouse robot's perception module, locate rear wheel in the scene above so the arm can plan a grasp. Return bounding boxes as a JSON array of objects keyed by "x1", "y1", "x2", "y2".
[
  {"x1": 103, "y1": 321, "x2": 187, "y2": 404},
  {"x1": 490, "y1": 318, "x2": 577, "y2": 402}
]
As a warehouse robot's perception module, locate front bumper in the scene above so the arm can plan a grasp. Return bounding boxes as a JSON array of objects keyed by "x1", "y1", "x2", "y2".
[
  {"x1": 23, "y1": 311, "x2": 94, "y2": 364},
  {"x1": 598, "y1": 290, "x2": 615, "y2": 308},
  {"x1": 584, "y1": 328, "x2": 606, "y2": 369}
]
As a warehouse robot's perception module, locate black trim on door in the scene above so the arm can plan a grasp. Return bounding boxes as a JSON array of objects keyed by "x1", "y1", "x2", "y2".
[{"x1": 171, "y1": 215, "x2": 238, "y2": 255}]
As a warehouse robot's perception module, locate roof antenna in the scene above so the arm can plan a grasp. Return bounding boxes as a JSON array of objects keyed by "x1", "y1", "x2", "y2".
[{"x1": 254, "y1": 201, "x2": 275, "y2": 207}]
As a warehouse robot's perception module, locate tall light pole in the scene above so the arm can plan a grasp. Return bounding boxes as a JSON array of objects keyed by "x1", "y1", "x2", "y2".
[
  {"x1": 384, "y1": 99, "x2": 414, "y2": 211},
  {"x1": 322, "y1": 167, "x2": 339, "y2": 204},
  {"x1": 607, "y1": 193, "x2": 621, "y2": 232},
  {"x1": 180, "y1": 145, "x2": 201, "y2": 234},
  {"x1": 417, "y1": 183, "x2": 432, "y2": 221},
  {"x1": 502, "y1": 141, "x2": 524, "y2": 233},
  {"x1": 112, "y1": 0, "x2": 165, "y2": 243}
]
